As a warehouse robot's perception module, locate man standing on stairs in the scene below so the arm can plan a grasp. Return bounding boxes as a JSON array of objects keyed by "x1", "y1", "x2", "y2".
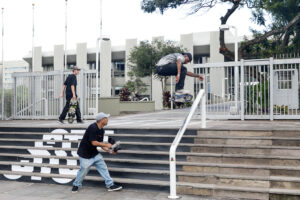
[{"x1": 72, "y1": 112, "x2": 122, "y2": 193}]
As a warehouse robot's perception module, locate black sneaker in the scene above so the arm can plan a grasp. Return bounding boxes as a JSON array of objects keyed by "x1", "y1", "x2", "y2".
[
  {"x1": 71, "y1": 186, "x2": 78, "y2": 193},
  {"x1": 107, "y1": 184, "x2": 122, "y2": 192},
  {"x1": 77, "y1": 120, "x2": 84, "y2": 124},
  {"x1": 58, "y1": 119, "x2": 64, "y2": 124}
]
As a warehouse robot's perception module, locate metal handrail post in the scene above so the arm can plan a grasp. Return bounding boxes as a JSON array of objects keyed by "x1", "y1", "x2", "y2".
[
  {"x1": 168, "y1": 89, "x2": 205, "y2": 199},
  {"x1": 240, "y1": 59, "x2": 245, "y2": 120},
  {"x1": 270, "y1": 57, "x2": 274, "y2": 121}
]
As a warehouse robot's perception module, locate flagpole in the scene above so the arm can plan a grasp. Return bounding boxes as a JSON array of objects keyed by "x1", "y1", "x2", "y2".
[
  {"x1": 96, "y1": 0, "x2": 102, "y2": 114},
  {"x1": 64, "y1": 0, "x2": 68, "y2": 71},
  {"x1": 32, "y1": 3, "x2": 35, "y2": 72},
  {"x1": 1, "y1": 7, "x2": 4, "y2": 120}
]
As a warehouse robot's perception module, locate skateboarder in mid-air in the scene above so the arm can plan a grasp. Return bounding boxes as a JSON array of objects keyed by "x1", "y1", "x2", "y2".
[
  {"x1": 155, "y1": 52, "x2": 204, "y2": 92},
  {"x1": 155, "y1": 52, "x2": 204, "y2": 102},
  {"x1": 58, "y1": 66, "x2": 83, "y2": 124}
]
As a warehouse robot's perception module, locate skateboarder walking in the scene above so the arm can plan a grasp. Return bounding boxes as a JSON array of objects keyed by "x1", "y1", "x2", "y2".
[
  {"x1": 155, "y1": 52, "x2": 204, "y2": 92},
  {"x1": 58, "y1": 66, "x2": 83, "y2": 124}
]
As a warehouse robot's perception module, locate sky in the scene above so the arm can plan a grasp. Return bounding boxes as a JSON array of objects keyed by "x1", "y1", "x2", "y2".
[{"x1": 0, "y1": 0, "x2": 265, "y2": 61}]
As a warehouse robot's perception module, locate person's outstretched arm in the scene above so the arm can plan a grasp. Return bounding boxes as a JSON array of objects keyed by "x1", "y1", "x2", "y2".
[
  {"x1": 59, "y1": 85, "x2": 66, "y2": 98},
  {"x1": 186, "y1": 71, "x2": 204, "y2": 81}
]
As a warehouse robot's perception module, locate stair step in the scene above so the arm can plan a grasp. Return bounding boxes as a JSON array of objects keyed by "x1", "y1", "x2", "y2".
[
  {"x1": 2, "y1": 160, "x2": 300, "y2": 183},
  {"x1": 2, "y1": 169, "x2": 300, "y2": 197},
  {"x1": 2, "y1": 138, "x2": 300, "y2": 150},
  {"x1": 3, "y1": 131, "x2": 300, "y2": 141},
  {"x1": 0, "y1": 145, "x2": 299, "y2": 161},
  {"x1": 1, "y1": 153, "x2": 300, "y2": 171}
]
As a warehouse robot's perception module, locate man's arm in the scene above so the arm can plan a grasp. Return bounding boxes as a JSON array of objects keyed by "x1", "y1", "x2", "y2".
[
  {"x1": 91, "y1": 141, "x2": 115, "y2": 154},
  {"x1": 91, "y1": 141, "x2": 112, "y2": 149},
  {"x1": 71, "y1": 85, "x2": 76, "y2": 100},
  {"x1": 186, "y1": 71, "x2": 204, "y2": 81},
  {"x1": 59, "y1": 85, "x2": 66, "y2": 98},
  {"x1": 176, "y1": 59, "x2": 182, "y2": 83}
]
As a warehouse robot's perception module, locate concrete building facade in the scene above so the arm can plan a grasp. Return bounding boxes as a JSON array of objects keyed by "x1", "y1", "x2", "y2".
[{"x1": 21, "y1": 31, "x2": 242, "y2": 110}]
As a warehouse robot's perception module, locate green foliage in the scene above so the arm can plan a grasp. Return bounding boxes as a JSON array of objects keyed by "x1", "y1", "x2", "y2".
[
  {"x1": 119, "y1": 87, "x2": 131, "y2": 101},
  {"x1": 248, "y1": 0, "x2": 300, "y2": 55},
  {"x1": 141, "y1": 0, "x2": 300, "y2": 58},
  {"x1": 0, "y1": 88, "x2": 14, "y2": 118},
  {"x1": 123, "y1": 75, "x2": 147, "y2": 100},
  {"x1": 273, "y1": 105, "x2": 289, "y2": 114},
  {"x1": 141, "y1": 0, "x2": 187, "y2": 14},
  {"x1": 245, "y1": 80, "x2": 269, "y2": 113},
  {"x1": 163, "y1": 90, "x2": 171, "y2": 108}
]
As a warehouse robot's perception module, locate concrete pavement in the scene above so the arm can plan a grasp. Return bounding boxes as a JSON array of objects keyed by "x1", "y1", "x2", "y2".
[{"x1": 0, "y1": 180, "x2": 212, "y2": 200}]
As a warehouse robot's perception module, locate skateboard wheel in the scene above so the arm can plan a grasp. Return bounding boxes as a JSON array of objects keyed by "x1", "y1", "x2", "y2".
[{"x1": 68, "y1": 118, "x2": 74, "y2": 124}]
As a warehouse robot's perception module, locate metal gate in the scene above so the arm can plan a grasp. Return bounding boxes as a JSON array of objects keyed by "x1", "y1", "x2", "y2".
[
  {"x1": 194, "y1": 58, "x2": 300, "y2": 120},
  {"x1": 11, "y1": 70, "x2": 98, "y2": 120}
]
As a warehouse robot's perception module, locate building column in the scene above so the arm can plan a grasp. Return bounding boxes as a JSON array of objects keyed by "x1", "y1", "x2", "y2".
[
  {"x1": 76, "y1": 43, "x2": 88, "y2": 70},
  {"x1": 54, "y1": 45, "x2": 64, "y2": 71},
  {"x1": 125, "y1": 38, "x2": 137, "y2": 83},
  {"x1": 100, "y1": 39, "x2": 112, "y2": 97},
  {"x1": 180, "y1": 33, "x2": 194, "y2": 93},
  {"x1": 32, "y1": 46, "x2": 42, "y2": 72},
  {"x1": 152, "y1": 36, "x2": 164, "y2": 110}
]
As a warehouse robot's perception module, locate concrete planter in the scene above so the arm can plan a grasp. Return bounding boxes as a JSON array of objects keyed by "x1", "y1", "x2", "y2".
[{"x1": 98, "y1": 97, "x2": 155, "y2": 116}]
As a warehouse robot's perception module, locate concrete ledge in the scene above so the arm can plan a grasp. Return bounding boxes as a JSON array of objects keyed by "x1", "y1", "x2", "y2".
[
  {"x1": 98, "y1": 98, "x2": 155, "y2": 116},
  {"x1": 120, "y1": 101, "x2": 155, "y2": 113}
]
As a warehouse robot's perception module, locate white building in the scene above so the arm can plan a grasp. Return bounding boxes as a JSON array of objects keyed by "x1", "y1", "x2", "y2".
[
  {"x1": 1, "y1": 60, "x2": 29, "y2": 89},
  {"x1": 20, "y1": 31, "x2": 243, "y2": 110}
]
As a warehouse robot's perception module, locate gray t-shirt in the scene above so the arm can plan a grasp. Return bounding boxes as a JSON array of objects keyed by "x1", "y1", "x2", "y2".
[{"x1": 156, "y1": 53, "x2": 185, "y2": 66}]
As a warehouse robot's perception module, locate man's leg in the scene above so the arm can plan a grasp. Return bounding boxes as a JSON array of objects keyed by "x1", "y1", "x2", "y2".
[
  {"x1": 59, "y1": 99, "x2": 71, "y2": 120},
  {"x1": 73, "y1": 157, "x2": 93, "y2": 187},
  {"x1": 93, "y1": 154, "x2": 114, "y2": 188},
  {"x1": 175, "y1": 66, "x2": 187, "y2": 91},
  {"x1": 75, "y1": 100, "x2": 82, "y2": 122},
  {"x1": 155, "y1": 63, "x2": 178, "y2": 76}
]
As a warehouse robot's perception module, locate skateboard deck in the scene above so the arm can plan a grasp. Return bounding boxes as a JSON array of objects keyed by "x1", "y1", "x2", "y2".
[
  {"x1": 172, "y1": 91, "x2": 193, "y2": 103},
  {"x1": 67, "y1": 99, "x2": 78, "y2": 124}
]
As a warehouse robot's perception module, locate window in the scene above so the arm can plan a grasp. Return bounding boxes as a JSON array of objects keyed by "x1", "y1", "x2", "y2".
[{"x1": 278, "y1": 71, "x2": 292, "y2": 89}]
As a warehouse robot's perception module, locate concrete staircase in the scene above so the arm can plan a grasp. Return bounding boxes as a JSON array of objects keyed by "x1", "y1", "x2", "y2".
[{"x1": 0, "y1": 128, "x2": 300, "y2": 200}]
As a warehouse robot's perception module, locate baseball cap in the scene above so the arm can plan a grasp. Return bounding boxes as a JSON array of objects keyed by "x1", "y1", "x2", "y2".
[
  {"x1": 72, "y1": 66, "x2": 81, "y2": 71},
  {"x1": 95, "y1": 112, "x2": 110, "y2": 121},
  {"x1": 182, "y1": 52, "x2": 193, "y2": 63}
]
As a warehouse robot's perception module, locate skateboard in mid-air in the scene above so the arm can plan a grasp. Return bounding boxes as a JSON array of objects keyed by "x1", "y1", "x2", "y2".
[
  {"x1": 67, "y1": 99, "x2": 78, "y2": 124},
  {"x1": 172, "y1": 90, "x2": 193, "y2": 103}
]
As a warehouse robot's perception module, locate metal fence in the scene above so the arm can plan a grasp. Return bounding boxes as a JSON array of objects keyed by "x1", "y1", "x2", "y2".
[
  {"x1": 194, "y1": 57, "x2": 300, "y2": 120},
  {"x1": 9, "y1": 70, "x2": 98, "y2": 120}
]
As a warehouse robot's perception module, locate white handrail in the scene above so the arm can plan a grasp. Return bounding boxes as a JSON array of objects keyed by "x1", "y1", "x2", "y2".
[{"x1": 168, "y1": 89, "x2": 206, "y2": 199}]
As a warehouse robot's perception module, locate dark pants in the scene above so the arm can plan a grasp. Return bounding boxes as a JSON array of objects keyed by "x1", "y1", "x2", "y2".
[
  {"x1": 59, "y1": 98, "x2": 82, "y2": 121},
  {"x1": 155, "y1": 63, "x2": 187, "y2": 91}
]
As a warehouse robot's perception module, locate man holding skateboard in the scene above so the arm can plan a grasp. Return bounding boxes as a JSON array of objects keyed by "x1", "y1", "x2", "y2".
[
  {"x1": 72, "y1": 112, "x2": 122, "y2": 193},
  {"x1": 155, "y1": 52, "x2": 204, "y2": 92},
  {"x1": 58, "y1": 66, "x2": 83, "y2": 124}
]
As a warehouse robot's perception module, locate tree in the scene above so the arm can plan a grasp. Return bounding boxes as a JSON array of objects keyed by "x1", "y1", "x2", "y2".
[
  {"x1": 141, "y1": 0, "x2": 300, "y2": 60},
  {"x1": 123, "y1": 71, "x2": 147, "y2": 101},
  {"x1": 128, "y1": 40, "x2": 186, "y2": 92}
]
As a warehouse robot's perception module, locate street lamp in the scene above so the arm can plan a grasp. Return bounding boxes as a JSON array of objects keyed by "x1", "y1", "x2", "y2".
[{"x1": 219, "y1": 24, "x2": 239, "y2": 110}]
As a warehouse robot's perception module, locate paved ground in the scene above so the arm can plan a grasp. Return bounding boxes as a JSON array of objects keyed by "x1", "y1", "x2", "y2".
[
  {"x1": 0, "y1": 180, "x2": 209, "y2": 200},
  {"x1": 1, "y1": 108, "x2": 300, "y2": 131}
]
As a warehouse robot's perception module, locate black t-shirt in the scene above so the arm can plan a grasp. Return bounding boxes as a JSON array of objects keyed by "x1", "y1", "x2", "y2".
[
  {"x1": 64, "y1": 74, "x2": 77, "y2": 99},
  {"x1": 77, "y1": 123, "x2": 104, "y2": 159}
]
